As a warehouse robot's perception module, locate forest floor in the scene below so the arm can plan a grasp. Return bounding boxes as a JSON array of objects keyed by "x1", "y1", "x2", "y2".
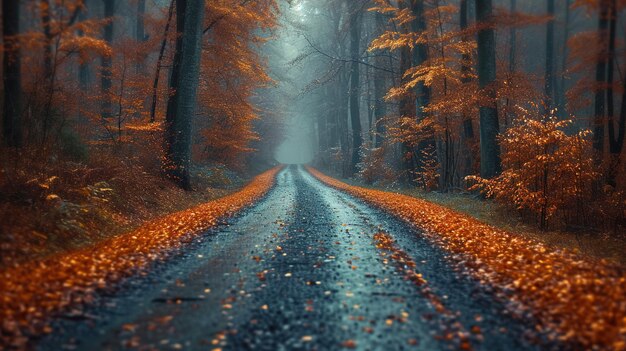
[
  {"x1": 0, "y1": 150, "x2": 244, "y2": 268},
  {"x1": 341, "y1": 179, "x2": 626, "y2": 266}
]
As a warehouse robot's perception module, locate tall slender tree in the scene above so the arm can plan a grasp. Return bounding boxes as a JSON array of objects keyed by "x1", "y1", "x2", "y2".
[
  {"x1": 509, "y1": 0, "x2": 516, "y2": 74},
  {"x1": 545, "y1": 0, "x2": 555, "y2": 109},
  {"x1": 136, "y1": 0, "x2": 147, "y2": 73},
  {"x1": 557, "y1": 0, "x2": 571, "y2": 118},
  {"x1": 150, "y1": 0, "x2": 175, "y2": 123},
  {"x1": 460, "y1": 0, "x2": 473, "y2": 140},
  {"x1": 373, "y1": 12, "x2": 387, "y2": 148},
  {"x1": 476, "y1": 0, "x2": 501, "y2": 178},
  {"x1": 2, "y1": 0, "x2": 22, "y2": 147},
  {"x1": 101, "y1": 0, "x2": 115, "y2": 118},
  {"x1": 411, "y1": 0, "x2": 437, "y2": 186},
  {"x1": 164, "y1": 0, "x2": 206, "y2": 189},
  {"x1": 593, "y1": 0, "x2": 610, "y2": 157},
  {"x1": 349, "y1": 3, "x2": 363, "y2": 175}
]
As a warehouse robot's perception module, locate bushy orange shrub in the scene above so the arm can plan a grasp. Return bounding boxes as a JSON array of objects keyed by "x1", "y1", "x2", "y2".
[{"x1": 467, "y1": 113, "x2": 598, "y2": 229}]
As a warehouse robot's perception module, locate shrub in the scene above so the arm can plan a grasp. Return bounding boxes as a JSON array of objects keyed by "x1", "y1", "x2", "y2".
[{"x1": 467, "y1": 114, "x2": 599, "y2": 229}]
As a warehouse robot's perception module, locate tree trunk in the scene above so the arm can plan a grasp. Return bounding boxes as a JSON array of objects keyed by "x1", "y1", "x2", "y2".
[
  {"x1": 349, "y1": 7, "x2": 362, "y2": 175},
  {"x1": 461, "y1": 0, "x2": 472, "y2": 139},
  {"x1": 136, "y1": 0, "x2": 146, "y2": 43},
  {"x1": 164, "y1": 0, "x2": 205, "y2": 190},
  {"x1": 460, "y1": 0, "x2": 475, "y2": 178},
  {"x1": 593, "y1": 0, "x2": 610, "y2": 157},
  {"x1": 606, "y1": 0, "x2": 616, "y2": 148},
  {"x1": 558, "y1": 0, "x2": 571, "y2": 119},
  {"x1": 397, "y1": 1, "x2": 416, "y2": 184},
  {"x1": 2, "y1": 0, "x2": 22, "y2": 147},
  {"x1": 509, "y1": 0, "x2": 516, "y2": 74},
  {"x1": 476, "y1": 0, "x2": 501, "y2": 178},
  {"x1": 612, "y1": 67, "x2": 626, "y2": 155},
  {"x1": 373, "y1": 12, "x2": 386, "y2": 148},
  {"x1": 608, "y1": 0, "x2": 624, "y2": 186},
  {"x1": 504, "y1": 0, "x2": 516, "y2": 126},
  {"x1": 78, "y1": 10, "x2": 90, "y2": 89},
  {"x1": 318, "y1": 86, "x2": 330, "y2": 156},
  {"x1": 41, "y1": 0, "x2": 53, "y2": 79},
  {"x1": 135, "y1": 0, "x2": 146, "y2": 74},
  {"x1": 338, "y1": 69, "x2": 350, "y2": 177},
  {"x1": 411, "y1": 0, "x2": 437, "y2": 187},
  {"x1": 150, "y1": 0, "x2": 175, "y2": 122},
  {"x1": 545, "y1": 0, "x2": 556, "y2": 110},
  {"x1": 101, "y1": 0, "x2": 115, "y2": 118},
  {"x1": 410, "y1": 0, "x2": 430, "y2": 118}
]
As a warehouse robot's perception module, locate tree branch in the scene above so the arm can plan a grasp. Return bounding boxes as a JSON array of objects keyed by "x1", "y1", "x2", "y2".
[
  {"x1": 304, "y1": 36, "x2": 396, "y2": 75},
  {"x1": 203, "y1": 0, "x2": 252, "y2": 34}
]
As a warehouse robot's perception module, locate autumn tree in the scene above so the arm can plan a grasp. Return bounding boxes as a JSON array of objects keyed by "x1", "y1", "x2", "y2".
[{"x1": 195, "y1": 0, "x2": 278, "y2": 168}]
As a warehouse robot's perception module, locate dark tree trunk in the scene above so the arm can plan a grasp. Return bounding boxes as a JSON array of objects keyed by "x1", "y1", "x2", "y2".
[
  {"x1": 613, "y1": 68, "x2": 626, "y2": 155},
  {"x1": 338, "y1": 70, "x2": 350, "y2": 177},
  {"x1": 608, "y1": 0, "x2": 624, "y2": 186},
  {"x1": 136, "y1": 0, "x2": 146, "y2": 42},
  {"x1": 41, "y1": 0, "x2": 53, "y2": 79},
  {"x1": 328, "y1": 81, "x2": 340, "y2": 150},
  {"x1": 78, "y1": 10, "x2": 90, "y2": 89},
  {"x1": 349, "y1": 7, "x2": 362, "y2": 175},
  {"x1": 411, "y1": 0, "x2": 437, "y2": 187},
  {"x1": 397, "y1": 1, "x2": 417, "y2": 184},
  {"x1": 399, "y1": 43, "x2": 415, "y2": 184},
  {"x1": 504, "y1": 0, "x2": 516, "y2": 126},
  {"x1": 2, "y1": 0, "x2": 22, "y2": 147},
  {"x1": 40, "y1": 0, "x2": 56, "y2": 144},
  {"x1": 606, "y1": 0, "x2": 616, "y2": 146},
  {"x1": 557, "y1": 0, "x2": 571, "y2": 118},
  {"x1": 545, "y1": 0, "x2": 556, "y2": 110},
  {"x1": 509, "y1": 0, "x2": 516, "y2": 74},
  {"x1": 164, "y1": 0, "x2": 205, "y2": 190},
  {"x1": 410, "y1": 0, "x2": 430, "y2": 117},
  {"x1": 101, "y1": 0, "x2": 115, "y2": 118},
  {"x1": 135, "y1": 0, "x2": 146, "y2": 73},
  {"x1": 460, "y1": 0, "x2": 473, "y2": 139},
  {"x1": 373, "y1": 12, "x2": 386, "y2": 148},
  {"x1": 150, "y1": 0, "x2": 175, "y2": 122},
  {"x1": 460, "y1": 0, "x2": 475, "y2": 179},
  {"x1": 318, "y1": 85, "x2": 330, "y2": 155},
  {"x1": 476, "y1": 0, "x2": 501, "y2": 178},
  {"x1": 593, "y1": 0, "x2": 610, "y2": 157}
]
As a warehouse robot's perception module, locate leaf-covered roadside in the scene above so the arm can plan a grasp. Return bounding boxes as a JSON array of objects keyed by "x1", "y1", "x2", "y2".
[
  {"x1": 0, "y1": 166, "x2": 280, "y2": 348},
  {"x1": 309, "y1": 167, "x2": 626, "y2": 349}
]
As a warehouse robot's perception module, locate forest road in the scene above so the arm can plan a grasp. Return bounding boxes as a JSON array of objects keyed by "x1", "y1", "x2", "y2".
[{"x1": 39, "y1": 165, "x2": 540, "y2": 351}]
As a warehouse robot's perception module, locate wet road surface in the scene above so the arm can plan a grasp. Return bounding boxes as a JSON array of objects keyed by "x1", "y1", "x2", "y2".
[{"x1": 39, "y1": 165, "x2": 540, "y2": 350}]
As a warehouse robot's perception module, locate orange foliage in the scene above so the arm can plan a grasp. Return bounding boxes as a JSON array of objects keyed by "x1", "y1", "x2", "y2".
[
  {"x1": 309, "y1": 167, "x2": 626, "y2": 349},
  {"x1": 194, "y1": 0, "x2": 279, "y2": 168},
  {"x1": 0, "y1": 166, "x2": 281, "y2": 348},
  {"x1": 468, "y1": 112, "x2": 599, "y2": 228}
]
